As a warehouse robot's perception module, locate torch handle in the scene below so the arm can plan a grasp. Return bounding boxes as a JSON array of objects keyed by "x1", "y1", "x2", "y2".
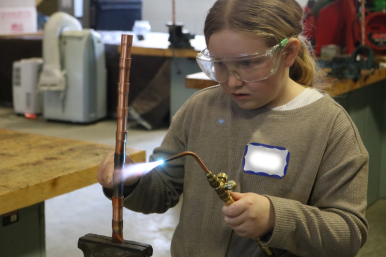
[
  {"x1": 227, "y1": 197, "x2": 272, "y2": 256},
  {"x1": 165, "y1": 152, "x2": 273, "y2": 255}
]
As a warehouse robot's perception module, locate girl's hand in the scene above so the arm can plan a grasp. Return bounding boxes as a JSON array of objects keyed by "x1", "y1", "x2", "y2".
[
  {"x1": 97, "y1": 152, "x2": 138, "y2": 189},
  {"x1": 222, "y1": 191, "x2": 275, "y2": 238}
]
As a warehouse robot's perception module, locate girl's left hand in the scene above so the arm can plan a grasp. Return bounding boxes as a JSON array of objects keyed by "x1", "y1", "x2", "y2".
[{"x1": 222, "y1": 191, "x2": 275, "y2": 238}]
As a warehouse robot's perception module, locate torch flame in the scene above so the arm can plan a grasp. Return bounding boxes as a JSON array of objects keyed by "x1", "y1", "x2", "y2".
[{"x1": 122, "y1": 160, "x2": 164, "y2": 180}]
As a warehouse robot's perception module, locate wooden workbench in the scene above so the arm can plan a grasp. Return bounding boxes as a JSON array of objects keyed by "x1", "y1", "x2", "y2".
[
  {"x1": 0, "y1": 31, "x2": 206, "y2": 58},
  {"x1": 0, "y1": 129, "x2": 146, "y2": 216},
  {"x1": 0, "y1": 129, "x2": 146, "y2": 256},
  {"x1": 100, "y1": 31, "x2": 205, "y2": 58}
]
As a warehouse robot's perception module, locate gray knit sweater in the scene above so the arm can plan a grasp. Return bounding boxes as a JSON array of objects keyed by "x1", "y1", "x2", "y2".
[{"x1": 123, "y1": 86, "x2": 369, "y2": 257}]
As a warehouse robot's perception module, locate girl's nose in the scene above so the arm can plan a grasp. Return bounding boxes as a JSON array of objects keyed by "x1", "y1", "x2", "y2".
[{"x1": 227, "y1": 73, "x2": 244, "y2": 88}]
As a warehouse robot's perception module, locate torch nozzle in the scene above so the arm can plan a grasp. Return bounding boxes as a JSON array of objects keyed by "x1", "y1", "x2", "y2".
[{"x1": 164, "y1": 151, "x2": 211, "y2": 174}]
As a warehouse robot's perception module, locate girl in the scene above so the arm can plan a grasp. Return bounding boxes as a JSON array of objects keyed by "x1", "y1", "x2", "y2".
[{"x1": 98, "y1": 0, "x2": 369, "y2": 256}]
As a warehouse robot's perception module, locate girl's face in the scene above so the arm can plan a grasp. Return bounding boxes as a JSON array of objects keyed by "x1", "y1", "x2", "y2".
[{"x1": 207, "y1": 29, "x2": 294, "y2": 110}]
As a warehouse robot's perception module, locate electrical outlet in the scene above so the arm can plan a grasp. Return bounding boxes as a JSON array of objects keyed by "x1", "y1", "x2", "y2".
[{"x1": 2, "y1": 210, "x2": 19, "y2": 227}]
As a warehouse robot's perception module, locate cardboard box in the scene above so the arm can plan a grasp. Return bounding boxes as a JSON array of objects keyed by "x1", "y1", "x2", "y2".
[
  {"x1": 0, "y1": 0, "x2": 36, "y2": 8},
  {"x1": 0, "y1": 7, "x2": 37, "y2": 34},
  {"x1": 0, "y1": 0, "x2": 37, "y2": 35}
]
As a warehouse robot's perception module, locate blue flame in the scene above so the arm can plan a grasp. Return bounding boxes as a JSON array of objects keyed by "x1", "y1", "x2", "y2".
[{"x1": 123, "y1": 160, "x2": 164, "y2": 180}]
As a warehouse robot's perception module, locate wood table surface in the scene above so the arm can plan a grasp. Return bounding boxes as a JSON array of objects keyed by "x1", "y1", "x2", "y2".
[
  {"x1": 0, "y1": 31, "x2": 207, "y2": 58},
  {"x1": 0, "y1": 129, "x2": 146, "y2": 215},
  {"x1": 186, "y1": 68, "x2": 386, "y2": 96}
]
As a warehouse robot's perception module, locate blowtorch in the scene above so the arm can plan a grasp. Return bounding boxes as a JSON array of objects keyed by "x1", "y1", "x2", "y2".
[{"x1": 163, "y1": 151, "x2": 273, "y2": 256}]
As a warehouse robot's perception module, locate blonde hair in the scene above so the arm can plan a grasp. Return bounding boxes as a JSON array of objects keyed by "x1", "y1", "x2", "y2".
[{"x1": 204, "y1": 0, "x2": 326, "y2": 89}]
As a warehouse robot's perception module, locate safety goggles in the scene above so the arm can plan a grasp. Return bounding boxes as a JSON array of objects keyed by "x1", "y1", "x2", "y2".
[{"x1": 196, "y1": 38, "x2": 288, "y2": 83}]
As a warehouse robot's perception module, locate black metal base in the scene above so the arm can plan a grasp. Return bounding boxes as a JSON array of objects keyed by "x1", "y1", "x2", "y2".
[{"x1": 78, "y1": 233, "x2": 153, "y2": 257}]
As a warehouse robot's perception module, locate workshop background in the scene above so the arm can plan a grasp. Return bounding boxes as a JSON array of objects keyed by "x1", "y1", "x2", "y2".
[{"x1": 0, "y1": 0, "x2": 385, "y2": 256}]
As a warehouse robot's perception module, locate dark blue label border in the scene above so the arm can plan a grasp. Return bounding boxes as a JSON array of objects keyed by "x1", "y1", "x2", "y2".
[{"x1": 242, "y1": 143, "x2": 290, "y2": 179}]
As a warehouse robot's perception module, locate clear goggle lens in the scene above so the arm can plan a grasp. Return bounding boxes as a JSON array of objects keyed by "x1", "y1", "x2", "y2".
[{"x1": 196, "y1": 39, "x2": 288, "y2": 83}]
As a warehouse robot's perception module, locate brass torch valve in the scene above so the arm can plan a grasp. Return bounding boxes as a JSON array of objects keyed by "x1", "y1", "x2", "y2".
[
  {"x1": 206, "y1": 172, "x2": 237, "y2": 206},
  {"x1": 206, "y1": 171, "x2": 272, "y2": 256}
]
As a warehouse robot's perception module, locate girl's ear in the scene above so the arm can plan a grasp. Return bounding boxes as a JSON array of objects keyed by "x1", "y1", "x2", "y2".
[{"x1": 284, "y1": 38, "x2": 300, "y2": 67}]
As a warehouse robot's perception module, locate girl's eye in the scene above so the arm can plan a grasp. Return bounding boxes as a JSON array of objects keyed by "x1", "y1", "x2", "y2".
[
  {"x1": 241, "y1": 60, "x2": 251, "y2": 67},
  {"x1": 217, "y1": 62, "x2": 225, "y2": 67}
]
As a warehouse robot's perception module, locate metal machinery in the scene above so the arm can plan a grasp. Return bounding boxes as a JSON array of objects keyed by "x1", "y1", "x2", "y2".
[
  {"x1": 304, "y1": 0, "x2": 386, "y2": 56},
  {"x1": 12, "y1": 58, "x2": 43, "y2": 118},
  {"x1": 38, "y1": 12, "x2": 107, "y2": 123}
]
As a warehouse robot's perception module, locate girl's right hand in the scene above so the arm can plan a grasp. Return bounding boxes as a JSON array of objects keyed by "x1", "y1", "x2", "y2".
[{"x1": 97, "y1": 152, "x2": 138, "y2": 189}]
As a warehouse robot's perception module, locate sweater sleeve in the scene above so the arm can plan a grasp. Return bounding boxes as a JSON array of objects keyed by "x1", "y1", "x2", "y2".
[
  {"x1": 121, "y1": 99, "x2": 192, "y2": 214},
  {"x1": 263, "y1": 110, "x2": 369, "y2": 257}
]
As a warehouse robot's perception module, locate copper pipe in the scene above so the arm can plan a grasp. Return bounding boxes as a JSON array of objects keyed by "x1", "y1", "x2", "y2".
[
  {"x1": 112, "y1": 34, "x2": 133, "y2": 244},
  {"x1": 112, "y1": 197, "x2": 124, "y2": 243},
  {"x1": 164, "y1": 151, "x2": 210, "y2": 174},
  {"x1": 115, "y1": 34, "x2": 132, "y2": 155}
]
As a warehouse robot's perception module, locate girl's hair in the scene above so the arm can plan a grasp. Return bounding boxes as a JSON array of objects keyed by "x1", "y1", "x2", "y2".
[{"x1": 204, "y1": 0, "x2": 326, "y2": 89}]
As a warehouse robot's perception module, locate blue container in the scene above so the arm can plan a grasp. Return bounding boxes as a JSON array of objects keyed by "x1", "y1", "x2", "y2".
[{"x1": 90, "y1": 0, "x2": 142, "y2": 31}]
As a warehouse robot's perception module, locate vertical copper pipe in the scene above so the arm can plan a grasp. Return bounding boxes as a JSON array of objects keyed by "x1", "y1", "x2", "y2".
[{"x1": 112, "y1": 34, "x2": 133, "y2": 244}]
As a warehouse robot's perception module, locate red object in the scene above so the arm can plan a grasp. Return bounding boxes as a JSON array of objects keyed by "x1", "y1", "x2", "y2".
[
  {"x1": 303, "y1": 6, "x2": 317, "y2": 42},
  {"x1": 24, "y1": 113, "x2": 37, "y2": 119},
  {"x1": 304, "y1": 0, "x2": 360, "y2": 55},
  {"x1": 364, "y1": 11, "x2": 386, "y2": 55}
]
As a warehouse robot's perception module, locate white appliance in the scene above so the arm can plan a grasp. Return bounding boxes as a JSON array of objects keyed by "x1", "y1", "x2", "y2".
[
  {"x1": 38, "y1": 12, "x2": 107, "y2": 123},
  {"x1": 12, "y1": 58, "x2": 43, "y2": 117}
]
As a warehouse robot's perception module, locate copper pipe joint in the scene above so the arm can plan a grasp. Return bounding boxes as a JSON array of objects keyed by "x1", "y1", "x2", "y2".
[
  {"x1": 117, "y1": 83, "x2": 130, "y2": 109},
  {"x1": 120, "y1": 36, "x2": 132, "y2": 57},
  {"x1": 115, "y1": 131, "x2": 127, "y2": 154},
  {"x1": 112, "y1": 220, "x2": 124, "y2": 243},
  {"x1": 112, "y1": 196, "x2": 124, "y2": 243},
  {"x1": 113, "y1": 169, "x2": 124, "y2": 186},
  {"x1": 112, "y1": 196, "x2": 123, "y2": 220}
]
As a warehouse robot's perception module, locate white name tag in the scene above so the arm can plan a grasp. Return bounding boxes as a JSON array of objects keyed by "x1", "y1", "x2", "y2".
[{"x1": 243, "y1": 143, "x2": 290, "y2": 178}]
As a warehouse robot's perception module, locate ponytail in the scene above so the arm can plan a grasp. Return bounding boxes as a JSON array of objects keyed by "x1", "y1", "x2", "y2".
[{"x1": 290, "y1": 35, "x2": 327, "y2": 90}]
